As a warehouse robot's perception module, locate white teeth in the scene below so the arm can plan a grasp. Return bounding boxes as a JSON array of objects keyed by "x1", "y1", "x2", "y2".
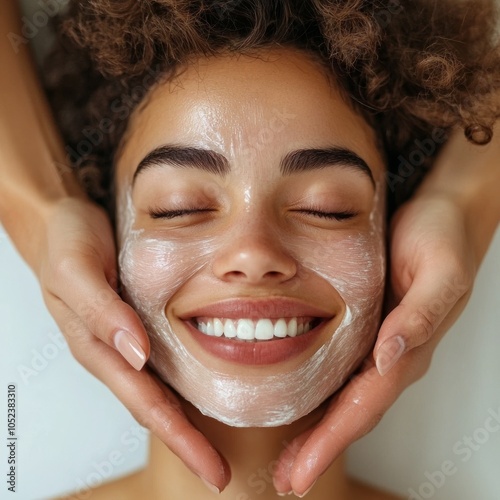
[
  {"x1": 274, "y1": 318, "x2": 287, "y2": 338},
  {"x1": 237, "y1": 319, "x2": 255, "y2": 340},
  {"x1": 195, "y1": 317, "x2": 318, "y2": 341},
  {"x1": 255, "y1": 319, "x2": 274, "y2": 340},
  {"x1": 206, "y1": 320, "x2": 214, "y2": 336},
  {"x1": 224, "y1": 319, "x2": 237, "y2": 338},
  {"x1": 213, "y1": 318, "x2": 224, "y2": 337}
]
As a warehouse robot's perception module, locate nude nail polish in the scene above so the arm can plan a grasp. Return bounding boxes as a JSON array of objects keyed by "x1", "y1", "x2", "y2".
[
  {"x1": 113, "y1": 330, "x2": 146, "y2": 370},
  {"x1": 296, "y1": 480, "x2": 317, "y2": 497},
  {"x1": 201, "y1": 476, "x2": 220, "y2": 494},
  {"x1": 376, "y1": 335, "x2": 406, "y2": 376}
]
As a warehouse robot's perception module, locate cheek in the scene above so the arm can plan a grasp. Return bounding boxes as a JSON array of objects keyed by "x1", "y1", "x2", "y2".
[
  {"x1": 305, "y1": 232, "x2": 385, "y2": 348},
  {"x1": 321, "y1": 235, "x2": 385, "y2": 303},
  {"x1": 292, "y1": 228, "x2": 385, "y2": 310},
  {"x1": 121, "y1": 239, "x2": 185, "y2": 298},
  {"x1": 118, "y1": 236, "x2": 214, "y2": 312},
  {"x1": 117, "y1": 183, "x2": 217, "y2": 309}
]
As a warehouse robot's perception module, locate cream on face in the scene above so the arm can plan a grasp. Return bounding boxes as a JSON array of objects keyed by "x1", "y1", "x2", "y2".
[{"x1": 115, "y1": 50, "x2": 386, "y2": 427}]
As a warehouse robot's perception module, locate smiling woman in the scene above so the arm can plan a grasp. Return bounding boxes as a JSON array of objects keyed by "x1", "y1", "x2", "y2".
[
  {"x1": 115, "y1": 50, "x2": 386, "y2": 428},
  {"x1": 42, "y1": 0, "x2": 500, "y2": 498}
]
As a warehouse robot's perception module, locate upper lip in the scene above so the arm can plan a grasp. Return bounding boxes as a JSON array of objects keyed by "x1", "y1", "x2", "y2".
[{"x1": 177, "y1": 297, "x2": 335, "y2": 320}]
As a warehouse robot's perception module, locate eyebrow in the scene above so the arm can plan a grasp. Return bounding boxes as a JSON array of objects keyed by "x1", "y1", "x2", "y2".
[{"x1": 132, "y1": 144, "x2": 375, "y2": 187}]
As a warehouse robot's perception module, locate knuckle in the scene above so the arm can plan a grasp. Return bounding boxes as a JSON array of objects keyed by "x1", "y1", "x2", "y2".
[
  {"x1": 52, "y1": 254, "x2": 78, "y2": 284},
  {"x1": 408, "y1": 309, "x2": 435, "y2": 344},
  {"x1": 354, "y1": 408, "x2": 385, "y2": 440},
  {"x1": 80, "y1": 295, "x2": 120, "y2": 341},
  {"x1": 134, "y1": 398, "x2": 174, "y2": 433},
  {"x1": 442, "y1": 255, "x2": 473, "y2": 291}
]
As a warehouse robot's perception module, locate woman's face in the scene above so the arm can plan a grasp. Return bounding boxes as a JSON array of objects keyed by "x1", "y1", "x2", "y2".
[{"x1": 114, "y1": 48, "x2": 386, "y2": 427}]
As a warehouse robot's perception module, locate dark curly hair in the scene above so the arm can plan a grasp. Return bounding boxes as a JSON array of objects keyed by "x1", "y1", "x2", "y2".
[{"x1": 43, "y1": 0, "x2": 500, "y2": 215}]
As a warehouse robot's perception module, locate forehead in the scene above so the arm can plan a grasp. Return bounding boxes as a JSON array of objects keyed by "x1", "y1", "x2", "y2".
[{"x1": 116, "y1": 48, "x2": 383, "y2": 180}]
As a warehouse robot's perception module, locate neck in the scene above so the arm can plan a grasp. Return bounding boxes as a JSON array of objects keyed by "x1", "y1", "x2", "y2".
[{"x1": 140, "y1": 399, "x2": 350, "y2": 499}]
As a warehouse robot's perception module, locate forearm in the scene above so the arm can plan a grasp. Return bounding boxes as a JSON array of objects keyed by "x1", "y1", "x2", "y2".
[
  {"x1": 0, "y1": 0, "x2": 83, "y2": 266},
  {"x1": 417, "y1": 119, "x2": 500, "y2": 266}
]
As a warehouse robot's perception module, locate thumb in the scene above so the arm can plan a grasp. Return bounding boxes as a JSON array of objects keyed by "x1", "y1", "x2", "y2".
[{"x1": 374, "y1": 270, "x2": 469, "y2": 375}]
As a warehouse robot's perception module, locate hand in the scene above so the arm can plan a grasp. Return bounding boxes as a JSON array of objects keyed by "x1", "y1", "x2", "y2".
[
  {"x1": 273, "y1": 193, "x2": 478, "y2": 496},
  {"x1": 36, "y1": 197, "x2": 230, "y2": 491}
]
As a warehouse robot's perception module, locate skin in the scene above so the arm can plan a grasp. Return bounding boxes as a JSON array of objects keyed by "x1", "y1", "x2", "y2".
[
  {"x1": 115, "y1": 47, "x2": 386, "y2": 428},
  {"x1": 111, "y1": 48, "x2": 391, "y2": 499},
  {"x1": 1, "y1": 0, "x2": 498, "y2": 495},
  {"x1": 57, "y1": 433, "x2": 402, "y2": 500}
]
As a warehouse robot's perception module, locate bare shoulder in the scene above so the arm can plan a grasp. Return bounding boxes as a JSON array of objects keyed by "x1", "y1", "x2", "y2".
[{"x1": 350, "y1": 478, "x2": 403, "y2": 500}]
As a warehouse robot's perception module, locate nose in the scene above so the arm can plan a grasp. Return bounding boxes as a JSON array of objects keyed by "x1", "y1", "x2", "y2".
[{"x1": 212, "y1": 228, "x2": 297, "y2": 285}]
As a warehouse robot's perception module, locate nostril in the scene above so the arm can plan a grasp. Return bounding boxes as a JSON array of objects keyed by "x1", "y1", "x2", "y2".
[
  {"x1": 213, "y1": 248, "x2": 298, "y2": 284},
  {"x1": 226, "y1": 270, "x2": 247, "y2": 279},
  {"x1": 264, "y1": 271, "x2": 284, "y2": 278}
]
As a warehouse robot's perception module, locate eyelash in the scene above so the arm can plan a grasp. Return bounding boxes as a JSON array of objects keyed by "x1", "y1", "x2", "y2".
[
  {"x1": 296, "y1": 209, "x2": 357, "y2": 221},
  {"x1": 149, "y1": 208, "x2": 215, "y2": 219},
  {"x1": 149, "y1": 208, "x2": 357, "y2": 221}
]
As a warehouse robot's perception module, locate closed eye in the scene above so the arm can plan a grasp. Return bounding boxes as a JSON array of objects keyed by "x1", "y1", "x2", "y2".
[
  {"x1": 293, "y1": 209, "x2": 357, "y2": 221},
  {"x1": 149, "y1": 208, "x2": 216, "y2": 219},
  {"x1": 148, "y1": 208, "x2": 357, "y2": 221}
]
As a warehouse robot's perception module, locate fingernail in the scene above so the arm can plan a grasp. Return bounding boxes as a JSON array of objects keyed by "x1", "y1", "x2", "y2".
[
  {"x1": 296, "y1": 480, "x2": 317, "y2": 497},
  {"x1": 376, "y1": 335, "x2": 406, "y2": 376},
  {"x1": 201, "y1": 476, "x2": 220, "y2": 494},
  {"x1": 113, "y1": 330, "x2": 146, "y2": 370},
  {"x1": 277, "y1": 491, "x2": 293, "y2": 496}
]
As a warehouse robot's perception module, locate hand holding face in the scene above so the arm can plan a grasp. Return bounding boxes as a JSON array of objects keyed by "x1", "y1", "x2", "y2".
[
  {"x1": 272, "y1": 185, "x2": 487, "y2": 497},
  {"x1": 35, "y1": 196, "x2": 230, "y2": 491}
]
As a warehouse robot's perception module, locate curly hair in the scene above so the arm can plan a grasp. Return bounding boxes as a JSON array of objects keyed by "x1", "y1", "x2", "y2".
[{"x1": 43, "y1": 0, "x2": 500, "y2": 213}]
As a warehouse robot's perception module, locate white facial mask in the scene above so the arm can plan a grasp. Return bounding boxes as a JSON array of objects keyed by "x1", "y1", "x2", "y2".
[{"x1": 116, "y1": 181, "x2": 385, "y2": 427}]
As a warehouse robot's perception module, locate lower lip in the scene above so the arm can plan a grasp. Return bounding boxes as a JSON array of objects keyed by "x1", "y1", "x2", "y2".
[{"x1": 184, "y1": 320, "x2": 328, "y2": 365}]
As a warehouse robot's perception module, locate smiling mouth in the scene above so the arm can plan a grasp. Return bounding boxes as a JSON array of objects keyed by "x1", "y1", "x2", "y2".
[{"x1": 190, "y1": 316, "x2": 324, "y2": 341}]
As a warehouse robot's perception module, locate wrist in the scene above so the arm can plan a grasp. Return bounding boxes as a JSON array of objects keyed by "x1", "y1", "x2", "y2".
[
  {"x1": 0, "y1": 162, "x2": 86, "y2": 274},
  {"x1": 420, "y1": 127, "x2": 499, "y2": 203},
  {"x1": 416, "y1": 125, "x2": 500, "y2": 264}
]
